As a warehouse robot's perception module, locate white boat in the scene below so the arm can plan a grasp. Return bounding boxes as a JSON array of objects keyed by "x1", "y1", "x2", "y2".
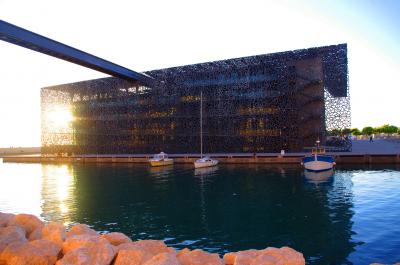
[
  {"x1": 194, "y1": 156, "x2": 219, "y2": 168},
  {"x1": 149, "y1": 152, "x2": 174, "y2": 167},
  {"x1": 194, "y1": 90, "x2": 219, "y2": 169},
  {"x1": 301, "y1": 140, "x2": 335, "y2": 172}
]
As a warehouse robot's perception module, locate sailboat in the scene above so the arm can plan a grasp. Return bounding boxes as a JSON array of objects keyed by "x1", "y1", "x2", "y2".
[{"x1": 194, "y1": 91, "x2": 219, "y2": 169}]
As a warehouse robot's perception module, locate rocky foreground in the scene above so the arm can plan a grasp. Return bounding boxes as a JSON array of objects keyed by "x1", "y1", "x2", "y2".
[{"x1": 0, "y1": 212, "x2": 305, "y2": 265}]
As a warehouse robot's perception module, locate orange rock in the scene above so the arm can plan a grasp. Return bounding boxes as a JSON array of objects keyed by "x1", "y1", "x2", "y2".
[
  {"x1": 28, "y1": 226, "x2": 42, "y2": 241},
  {"x1": 62, "y1": 234, "x2": 102, "y2": 253},
  {"x1": 223, "y1": 250, "x2": 259, "y2": 265},
  {"x1": 0, "y1": 226, "x2": 27, "y2": 253},
  {"x1": 250, "y1": 253, "x2": 279, "y2": 265},
  {"x1": 0, "y1": 212, "x2": 15, "y2": 227},
  {"x1": 142, "y1": 252, "x2": 181, "y2": 265},
  {"x1": 254, "y1": 247, "x2": 305, "y2": 265},
  {"x1": 167, "y1": 247, "x2": 177, "y2": 254},
  {"x1": 224, "y1": 247, "x2": 305, "y2": 265},
  {"x1": 115, "y1": 242, "x2": 136, "y2": 252},
  {"x1": 1, "y1": 212, "x2": 308, "y2": 265},
  {"x1": 223, "y1": 252, "x2": 236, "y2": 264},
  {"x1": 114, "y1": 240, "x2": 173, "y2": 264},
  {"x1": 0, "y1": 241, "x2": 48, "y2": 265},
  {"x1": 61, "y1": 234, "x2": 115, "y2": 264},
  {"x1": 58, "y1": 244, "x2": 116, "y2": 265},
  {"x1": 279, "y1": 247, "x2": 305, "y2": 265},
  {"x1": 176, "y1": 248, "x2": 191, "y2": 258},
  {"x1": 8, "y1": 214, "x2": 44, "y2": 236},
  {"x1": 55, "y1": 247, "x2": 94, "y2": 265},
  {"x1": 101, "y1": 232, "x2": 132, "y2": 246},
  {"x1": 66, "y1": 224, "x2": 97, "y2": 237},
  {"x1": 114, "y1": 248, "x2": 146, "y2": 265},
  {"x1": 0, "y1": 239, "x2": 60, "y2": 265},
  {"x1": 236, "y1": 252, "x2": 262, "y2": 265},
  {"x1": 114, "y1": 240, "x2": 166, "y2": 264},
  {"x1": 42, "y1": 222, "x2": 66, "y2": 246},
  {"x1": 29, "y1": 239, "x2": 62, "y2": 264},
  {"x1": 258, "y1": 247, "x2": 281, "y2": 256},
  {"x1": 178, "y1": 249, "x2": 223, "y2": 265},
  {"x1": 130, "y1": 240, "x2": 170, "y2": 257}
]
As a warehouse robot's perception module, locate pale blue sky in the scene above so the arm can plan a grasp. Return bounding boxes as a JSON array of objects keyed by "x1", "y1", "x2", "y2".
[{"x1": 0, "y1": 0, "x2": 399, "y2": 147}]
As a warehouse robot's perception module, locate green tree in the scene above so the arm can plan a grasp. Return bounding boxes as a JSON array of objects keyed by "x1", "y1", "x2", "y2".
[
  {"x1": 361, "y1": 126, "x2": 374, "y2": 135},
  {"x1": 328, "y1": 129, "x2": 341, "y2": 136},
  {"x1": 351, "y1": 128, "x2": 361, "y2": 135},
  {"x1": 375, "y1": 124, "x2": 398, "y2": 134},
  {"x1": 373, "y1": 126, "x2": 382, "y2": 134},
  {"x1": 342, "y1": 128, "x2": 351, "y2": 135},
  {"x1": 385, "y1": 125, "x2": 398, "y2": 134}
]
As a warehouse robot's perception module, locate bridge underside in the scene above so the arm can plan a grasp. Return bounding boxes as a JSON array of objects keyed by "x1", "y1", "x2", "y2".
[{"x1": 0, "y1": 20, "x2": 153, "y2": 86}]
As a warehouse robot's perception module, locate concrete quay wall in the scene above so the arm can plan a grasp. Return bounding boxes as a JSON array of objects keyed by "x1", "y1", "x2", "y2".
[{"x1": 3, "y1": 154, "x2": 400, "y2": 164}]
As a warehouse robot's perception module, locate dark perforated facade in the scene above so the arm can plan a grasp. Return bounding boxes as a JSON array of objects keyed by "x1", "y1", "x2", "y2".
[{"x1": 41, "y1": 44, "x2": 350, "y2": 154}]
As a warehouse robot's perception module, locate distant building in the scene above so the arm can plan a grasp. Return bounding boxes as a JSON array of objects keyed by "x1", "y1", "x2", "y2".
[{"x1": 41, "y1": 44, "x2": 350, "y2": 154}]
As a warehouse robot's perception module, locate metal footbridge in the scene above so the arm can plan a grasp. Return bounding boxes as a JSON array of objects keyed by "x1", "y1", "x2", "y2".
[{"x1": 0, "y1": 19, "x2": 154, "y2": 86}]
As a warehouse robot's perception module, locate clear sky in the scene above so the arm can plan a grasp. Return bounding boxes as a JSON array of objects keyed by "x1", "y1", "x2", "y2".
[{"x1": 0, "y1": 0, "x2": 399, "y2": 147}]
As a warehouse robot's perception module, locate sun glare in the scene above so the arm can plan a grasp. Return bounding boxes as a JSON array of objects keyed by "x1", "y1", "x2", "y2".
[
  {"x1": 47, "y1": 107, "x2": 74, "y2": 127},
  {"x1": 41, "y1": 165, "x2": 74, "y2": 223}
]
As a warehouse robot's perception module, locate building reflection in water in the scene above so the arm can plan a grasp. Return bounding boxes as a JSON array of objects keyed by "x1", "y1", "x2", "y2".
[
  {"x1": 219, "y1": 164, "x2": 356, "y2": 265},
  {"x1": 33, "y1": 163, "x2": 357, "y2": 264},
  {"x1": 41, "y1": 164, "x2": 75, "y2": 226},
  {"x1": 303, "y1": 168, "x2": 356, "y2": 264}
]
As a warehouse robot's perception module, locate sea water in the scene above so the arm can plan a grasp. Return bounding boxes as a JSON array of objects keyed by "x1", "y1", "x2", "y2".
[{"x1": 0, "y1": 161, "x2": 399, "y2": 264}]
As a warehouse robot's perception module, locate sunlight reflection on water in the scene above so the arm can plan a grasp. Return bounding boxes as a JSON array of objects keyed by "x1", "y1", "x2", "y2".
[{"x1": 0, "y1": 162, "x2": 399, "y2": 264}]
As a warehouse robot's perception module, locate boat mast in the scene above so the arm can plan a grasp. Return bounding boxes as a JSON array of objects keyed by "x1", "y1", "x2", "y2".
[{"x1": 200, "y1": 90, "x2": 203, "y2": 158}]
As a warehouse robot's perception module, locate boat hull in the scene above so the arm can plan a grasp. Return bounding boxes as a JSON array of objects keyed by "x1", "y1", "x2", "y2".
[
  {"x1": 302, "y1": 155, "x2": 335, "y2": 172},
  {"x1": 194, "y1": 160, "x2": 218, "y2": 169},
  {"x1": 149, "y1": 159, "x2": 174, "y2": 167}
]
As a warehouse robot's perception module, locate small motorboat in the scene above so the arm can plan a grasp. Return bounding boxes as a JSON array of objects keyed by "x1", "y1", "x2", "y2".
[
  {"x1": 149, "y1": 152, "x2": 174, "y2": 167},
  {"x1": 301, "y1": 140, "x2": 335, "y2": 172},
  {"x1": 194, "y1": 156, "x2": 219, "y2": 169}
]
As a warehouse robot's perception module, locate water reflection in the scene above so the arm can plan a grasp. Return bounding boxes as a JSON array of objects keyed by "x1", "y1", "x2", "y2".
[
  {"x1": 2, "y1": 162, "x2": 398, "y2": 264},
  {"x1": 194, "y1": 166, "x2": 218, "y2": 177},
  {"x1": 41, "y1": 165, "x2": 75, "y2": 225},
  {"x1": 304, "y1": 169, "x2": 334, "y2": 186},
  {"x1": 148, "y1": 165, "x2": 174, "y2": 176},
  {"x1": 193, "y1": 166, "x2": 219, "y2": 238}
]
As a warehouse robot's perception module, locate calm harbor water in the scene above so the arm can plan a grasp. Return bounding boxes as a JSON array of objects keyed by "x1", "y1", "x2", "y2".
[{"x1": 0, "y1": 161, "x2": 399, "y2": 264}]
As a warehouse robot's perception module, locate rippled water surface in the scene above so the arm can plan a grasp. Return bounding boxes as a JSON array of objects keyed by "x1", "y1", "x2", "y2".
[{"x1": 1, "y1": 161, "x2": 399, "y2": 264}]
